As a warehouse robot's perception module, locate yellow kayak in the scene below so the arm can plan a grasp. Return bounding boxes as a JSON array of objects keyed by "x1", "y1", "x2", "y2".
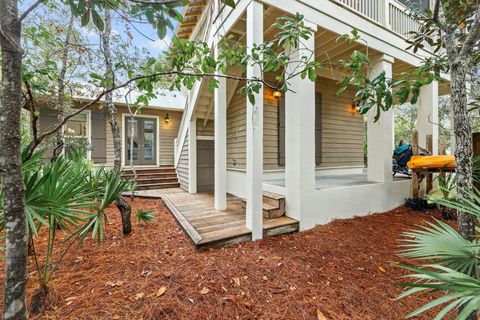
[{"x1": 407, "y1": 155, "x2": 456, "y2": 169}]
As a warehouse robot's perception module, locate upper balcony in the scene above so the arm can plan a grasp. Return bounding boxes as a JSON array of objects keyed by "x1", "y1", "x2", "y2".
[
  {"x1": 333, "y1": 0, "x2": 431, "y2": 40},
  {"x1": 176, "y1": 0, "x2": 432, "y2": 49}
]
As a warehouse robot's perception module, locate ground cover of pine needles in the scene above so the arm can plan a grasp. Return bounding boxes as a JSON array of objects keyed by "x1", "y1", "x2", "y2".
[{"x1": 0, "y1": 198, "x2": 445, "y2": 319}]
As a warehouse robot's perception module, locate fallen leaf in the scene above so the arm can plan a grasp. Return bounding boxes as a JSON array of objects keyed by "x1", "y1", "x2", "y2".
[
  {"x1": 134, "y1": 292, "x2": 145, "y2": 300},
  {"x1": 106, "y1": 280, "x2": 123, "y2": 287},
  {"x1": 262, "y1": 276, "x2": 268, "y2": 281},
  {"x1": 200, "y1": 287, "x2": 210, "y2": 295},
  {"x1": 316, "y1": 309, "x2": 329, "y2": 320},
  {"x1": 223, "y1": 294, "x2": 238, "y2": 303},
  {"x1": 156, "y1": 286, "x2": 167, "y2": 297},
  {"x1": 378, "y1": 266, "x2": 386, "y2": 273},
  {"x1": 233, "y1": 277, "x2": 241, "y2": 287},
  {"x1": 270, "y1": 287, "x2": 286, "y2": 294}
]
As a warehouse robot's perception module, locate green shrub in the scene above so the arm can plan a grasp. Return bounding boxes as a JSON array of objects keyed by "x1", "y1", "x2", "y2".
[{"x1": 135, "y1": 209, "x2": 156, "y2": 225}]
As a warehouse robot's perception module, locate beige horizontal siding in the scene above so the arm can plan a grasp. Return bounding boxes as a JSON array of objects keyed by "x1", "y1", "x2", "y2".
[
  {"x1": 227, "y1": 86, "x2": 280, "y2": 170},
  {"x1": 316, "y1": 79, "x2": 365, "y2": 168},
  {"x1": 196, "y1": 118, "x2": 214, "y2": 136},
  {"x1": 225, "y1": 77, "x2": 365, "y2": 170},
  {"x1": 177, "y1": 132, "x2": 189, "y2": 191}
]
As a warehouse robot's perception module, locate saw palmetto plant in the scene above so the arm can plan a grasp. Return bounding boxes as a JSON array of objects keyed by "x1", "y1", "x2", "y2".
[
  {"x1": 398, "y1": 188, "x2": 480, "y2": 319},
  {"x1": 0, "y1": 143, "x2": 134, "y2": 300}
]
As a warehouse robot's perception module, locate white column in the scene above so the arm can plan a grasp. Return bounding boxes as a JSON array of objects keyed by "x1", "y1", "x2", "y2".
[
  {"x1": 367, "y1": 54, "x2": 394, "y2": 183},
  {"x1": 188, "y1": 117, "x2": 197, "y2": 193},
  {"x1": 285, "y1": 20, "x2": 317, "y2": 229},
  {"x1": 246, "y1": 0, "x2": 263, "y2": 240},
  {"x1": 417, "y1": 81, "x2": 439, "y2": 155},
  {"x1": 214, "y1": 43, "x2": 227, "y2": 210}
]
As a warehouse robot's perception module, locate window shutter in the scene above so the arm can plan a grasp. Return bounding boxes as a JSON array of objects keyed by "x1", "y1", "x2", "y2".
[
  {"x1": 278, "y1": 96, "x2": 285, "y2": 166},
  {"x1": 315, "y1": 92, "x2": 322, "y2": 165},
  {"x1": 91, "y1": 111, "x2": 107, "y2": 163}
]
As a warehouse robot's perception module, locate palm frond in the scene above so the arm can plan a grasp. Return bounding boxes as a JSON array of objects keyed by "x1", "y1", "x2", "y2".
[
  {"x1": 399, "y1": 219, "x2": 479, "y2": 274},
  {"x1": 398, "y1": 264, "x2": 480, "y2": 320},
  {"x1": 136, "y1": 209, "x2": 155, "y2": 224}
]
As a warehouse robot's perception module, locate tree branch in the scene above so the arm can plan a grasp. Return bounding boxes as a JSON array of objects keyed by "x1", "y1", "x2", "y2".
[
  {"x1": 460, "y1": 5, "x2": 480, "y2": 58},
  {"x1": 18, "y1": 0, "x2": 45, "y2": 22},
  {"x1": 28, "y1": 69, "x2": 286, "y2": 158},
  {"x1": 127, "y1": 0, "x2": 184, "y2": 5}
]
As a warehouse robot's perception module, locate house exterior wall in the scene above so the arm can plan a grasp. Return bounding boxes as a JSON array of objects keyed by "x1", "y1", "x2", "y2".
[
  {"x1": 106, "y1": 106, "x2": 182, "y2": 167},
  {"x1": 225, "y1": 77, "x2": 365, "y2": 171},
  {"x1": 316, "y1": 79, "x2": 365, "y2": 168},
  {"x1": 37, "y1": 104, "x2": 182, "y2": 167},
  {"x1": 177, "y1": 131, "x2": 190, "y2": 191}
]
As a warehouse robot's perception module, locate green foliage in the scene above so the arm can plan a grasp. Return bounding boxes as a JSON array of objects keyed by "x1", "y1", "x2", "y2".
[
  {"x1": 398, "y1": 187, "x2": 480, "y2": 319},
  {"x1": 163, "y1": 13, "x2": 320, "y2": 105},
  {"x1": 0, "y1": 143, "x2": 133, "y2": 289},
  {"x1": 398, "y1": 264, "x2": 480, "y2": 320},
  {"x1": 135, "y1": 209, "x2": 156, "y2": 225}
]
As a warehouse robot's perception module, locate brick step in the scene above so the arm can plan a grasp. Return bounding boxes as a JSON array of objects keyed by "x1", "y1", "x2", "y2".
[
  {"x1": 136, "y1": 182, "x2": 180, "y2": 190},
  {"x1": 240, "y1": 192, "x2": 286, "y2": 219}
]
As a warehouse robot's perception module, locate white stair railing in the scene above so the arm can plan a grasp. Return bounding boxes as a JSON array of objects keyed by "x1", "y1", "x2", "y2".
[{"x1": 173, "y1": 1, "x2": 215, "y2": 167}]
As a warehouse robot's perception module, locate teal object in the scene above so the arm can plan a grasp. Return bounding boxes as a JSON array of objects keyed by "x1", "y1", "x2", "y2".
[{"x1": 394, "y1": 144, "x2": 410, "y2": 155}]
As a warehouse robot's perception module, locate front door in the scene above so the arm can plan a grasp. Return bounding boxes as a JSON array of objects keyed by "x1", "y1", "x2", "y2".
[{"x1": 125, "y1": 117, "x2": 157, "y2": 166}]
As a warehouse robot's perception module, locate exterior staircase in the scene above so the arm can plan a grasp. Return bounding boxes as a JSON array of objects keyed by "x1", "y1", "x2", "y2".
[
  {"x1": 240, "y1": 191, "x2": 286, "y2": 219},
  {"x1": 123, "y1": 167, "x2": 180, "y2": 190}
]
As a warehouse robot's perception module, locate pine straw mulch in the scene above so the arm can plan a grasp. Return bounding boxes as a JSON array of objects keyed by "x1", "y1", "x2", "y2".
[{"x1": 0, "y1": 198, "x2": 447, "y2": 320}]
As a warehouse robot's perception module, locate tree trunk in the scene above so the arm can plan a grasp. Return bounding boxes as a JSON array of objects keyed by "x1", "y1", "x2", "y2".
[
  {"x1": 450, "y1": 64, "x2": 475, "y2": 240},
  {"x1": 102, "y1": 9, "x2": 132, "y2": 234},
  {"x1": 450, "y1": 60, "x2": 476, "y2": 320},
  {"x1": 0, "y1": 0, "x2": 28, "y2": 319},
  {"x1": 52, "y1": 13, "x2": 75, "y2": 160}
]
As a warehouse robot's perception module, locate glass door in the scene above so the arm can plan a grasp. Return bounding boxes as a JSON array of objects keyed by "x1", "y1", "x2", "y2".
[{"x1": 125, "y1": 117, "x2": 157, "y2": 166}]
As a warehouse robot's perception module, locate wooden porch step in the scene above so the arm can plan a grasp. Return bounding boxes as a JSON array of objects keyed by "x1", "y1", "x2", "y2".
[
  {"x1": 129, "y1": 177, "x2": 179, "y2": 184},
  {"x1": 123, "y1": 167, "x2": 176, "y2": 174},
  {"x1": 123, "y1": 167, "x2": 179, "y2": 190},
  {"x1": 240, "y1": 191, "x2": 286, "y2": 219},
  {"x1": 123, "y1": 172, "x2": 178, "y2": 180},
  {"x1": 136, "y1": 182, "x2": 180, "y2": 190}
]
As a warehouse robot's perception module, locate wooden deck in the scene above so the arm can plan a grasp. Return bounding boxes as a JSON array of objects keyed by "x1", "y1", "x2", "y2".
[{"x1": 130, "y1": 189, "x2": 299, "y2": 249}]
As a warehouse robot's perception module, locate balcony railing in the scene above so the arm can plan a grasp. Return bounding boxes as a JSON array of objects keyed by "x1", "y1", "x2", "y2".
[{"x1": 334, "y1": 0, "x2": 425, "y2": 43}]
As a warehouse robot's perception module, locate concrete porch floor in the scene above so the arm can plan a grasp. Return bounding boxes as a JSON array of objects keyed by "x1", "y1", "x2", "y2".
[
  {"x1": 128, "y1": 188, "x2": 299, "y2": 249},
  {"x1": 265, "y1": 172, "x2": 410, "y2": 190}
]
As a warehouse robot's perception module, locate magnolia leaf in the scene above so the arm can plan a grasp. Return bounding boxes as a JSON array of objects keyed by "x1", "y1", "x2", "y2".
[
  {"x1": 221, "y1": 0, "x2": 236, "y2": 8},
  {"x1": 91, "y1": 10, "x2": 104, "y2": 32}
]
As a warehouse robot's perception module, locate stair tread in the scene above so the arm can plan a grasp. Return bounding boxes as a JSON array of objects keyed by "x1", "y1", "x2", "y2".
[{"x1": 125, "y1": 176, "x2": 177, "y2": 180}]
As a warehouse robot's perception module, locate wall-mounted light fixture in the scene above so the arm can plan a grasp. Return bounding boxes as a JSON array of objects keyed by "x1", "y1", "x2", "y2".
[
  {"x1": 272, "y1": 90, "x2": 282, "y2": 100},
  {"x1": 351, "y1": 102, "x2": 360, "y2": 113},
  {"x1": 165, "y1": 113, "x2": 170, "y2": 123}
]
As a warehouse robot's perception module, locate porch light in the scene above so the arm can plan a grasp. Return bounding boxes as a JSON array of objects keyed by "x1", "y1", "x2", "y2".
[
  {"x1": 165, "y1": 113, "x2": 170, "y2": 123},
  {"x1": 351, "y1": 102, "x2": 360, "y2": 113},
  {"x1": 272, "y1": 90, "x2": 282, "y2": 99}
]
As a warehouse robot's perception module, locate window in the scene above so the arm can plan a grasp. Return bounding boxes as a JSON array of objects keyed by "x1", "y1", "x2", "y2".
[
  {"x1": 397, "y1": 0, "x2": 430, "y2": 11},
  {"x1": 65, "y1": 113, "x2": 88, "y2": 137},
  {"x1": 64, "y1": 111, "x2": 91, "y2": 159}
]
